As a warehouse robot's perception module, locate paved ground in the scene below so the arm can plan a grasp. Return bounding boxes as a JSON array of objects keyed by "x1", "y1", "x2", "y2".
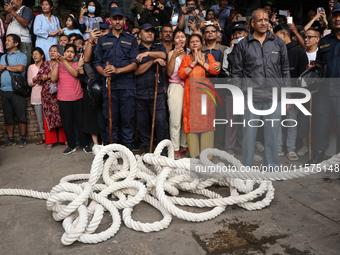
[{"x1": 0, "y1": 142, "x2": 339, "y2": 255}]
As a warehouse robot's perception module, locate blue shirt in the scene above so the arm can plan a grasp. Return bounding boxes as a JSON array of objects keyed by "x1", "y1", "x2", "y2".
[
  {"x1": 210, "y1": 4, "x2": 230, "y2": 30},
  {"x1": 62, "y1": 27, "x2": 83, "y2": 37},
  {"x1": 316, "y1": 32, "x2": 340, "y2": 96},
  {"x1": 94, "y1": 30, "x2": 139, "y2": 92},
  {"x1": 135, "y1": 43, "x2": 167, "y2": 100},
  {"x1": 0, "y1": 50, "x2": 27, "y2": 91}
]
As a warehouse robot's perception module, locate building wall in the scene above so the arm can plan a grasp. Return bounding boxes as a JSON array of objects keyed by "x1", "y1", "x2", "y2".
[{"x1": 0, "y1": 100, "x2": 41, "y2": 143}]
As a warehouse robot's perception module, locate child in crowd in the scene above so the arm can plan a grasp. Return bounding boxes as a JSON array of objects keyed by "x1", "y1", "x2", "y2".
[{"x1": 63, "y1": 14, "x2": 83, "y2": 36}]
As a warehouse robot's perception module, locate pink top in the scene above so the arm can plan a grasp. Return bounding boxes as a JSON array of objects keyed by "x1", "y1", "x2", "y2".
[
  {"x1": 57, "y1": 62, "x2": 83, "y2": 101},
  {"x1": 0, "y1": 19, "x2": 5, "y2": 53},
  {"x1": 27, "y1": 64, "x2": 42, "y2": 105},
  {"x1": 169, "y1": 56, "x2": 185, "y2": 86}
]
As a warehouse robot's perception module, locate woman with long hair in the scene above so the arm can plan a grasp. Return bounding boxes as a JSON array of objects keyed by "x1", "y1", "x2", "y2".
[
  {"x1": 53, "y1": 44, "x2": 91, "y2": 155},
  {"x1": 178, "y1": 34, "x2": 219, "y2": 158},
  {"x1": 36, "y1": 45, "x2": 66, "y2": 149},
  {"x1": 34, "y1": 0, "x2": 62, "y2": 61},
  {"x1": 28, "y1": 47, "x2": 46, "y2": 145},
  {"x1": 62, "y1": 14, "x2": 83, "y2": 36},
  {"x1": 167, "y1": 29, "x2": 188, "y2": 159}
]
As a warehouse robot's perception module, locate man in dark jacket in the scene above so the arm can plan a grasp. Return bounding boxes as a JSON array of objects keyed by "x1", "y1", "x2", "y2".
[
  {"x1": 135, "y1": 23, "x2": 169, "y2": 152},
  {"x1": 308, "y1": 4, "x2": 340, "y2": 164},
  {"x1": 232, "y1": 9, "x2": 290, "y2": 168},
  {"x1": 274, "y1": 23, "x2": 308, "y2": 161},
  {"x1": 138, "y1": 0, "x2": 170, "y2": 27}
]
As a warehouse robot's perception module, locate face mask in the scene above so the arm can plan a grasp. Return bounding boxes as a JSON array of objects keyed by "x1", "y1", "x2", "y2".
[
  {"x1": 88, "y1": 6, "x2": 96, "y2": 13},
  {"x1": 234, "y1": 37, "x2": 244, "y2": 45},
  {"x1": 179, "y1": 0, "x2": 185, "y2": 5}
]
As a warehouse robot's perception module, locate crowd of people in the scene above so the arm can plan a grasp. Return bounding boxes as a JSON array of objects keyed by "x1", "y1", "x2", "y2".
[{"x1": 0, "y1": 0, "x2": 339, "y2": 169}]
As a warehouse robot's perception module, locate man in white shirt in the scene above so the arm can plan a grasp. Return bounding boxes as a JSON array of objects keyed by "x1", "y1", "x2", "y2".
[{"x1": 5, "y1": 0, "x2": 34, "y2": 65}]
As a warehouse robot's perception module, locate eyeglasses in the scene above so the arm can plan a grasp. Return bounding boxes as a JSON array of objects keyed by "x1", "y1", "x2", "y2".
[
  {"x1": 205, "y1": 29, "x2": 216, "y2": 33},
  {"x1": 304, "y1": 35, "x2": 318, "y2": 40}
]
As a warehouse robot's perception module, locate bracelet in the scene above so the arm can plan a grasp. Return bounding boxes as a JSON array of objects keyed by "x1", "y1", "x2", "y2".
[
  {"x1": 88, "y1": 40, "x2": 93, "y2": 45},
  {"x1": 77, "y1": 67, "x2": 83, "y2": 70},
  {"x1": 188, "y1": 65, "x2": 194, "y2": 69}
]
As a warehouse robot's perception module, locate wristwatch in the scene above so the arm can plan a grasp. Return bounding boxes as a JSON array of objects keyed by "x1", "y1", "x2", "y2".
[{"x1": 4, "y1": 65, "x2": 7, "y2": 70}]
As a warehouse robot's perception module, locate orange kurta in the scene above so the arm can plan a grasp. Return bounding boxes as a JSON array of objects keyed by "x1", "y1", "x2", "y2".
[{"x1": 178, "y1": 54, "x2": 219, "y2": 134}]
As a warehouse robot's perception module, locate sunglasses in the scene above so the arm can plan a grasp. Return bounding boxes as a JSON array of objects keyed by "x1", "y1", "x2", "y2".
[{"x1": 205, "y1": 29, "x2": 216, "y2": 33}]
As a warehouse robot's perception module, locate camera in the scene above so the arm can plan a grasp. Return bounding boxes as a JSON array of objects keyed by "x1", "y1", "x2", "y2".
[
  {"x1": 151, "y1": 1, "x2": 159, "y2": 9},
  {"x1": 78, "y1": 47, "x2": 84, "y2": 54},
  {"x1": 187, "y1": 6, "x2": 195, "y2": 13},
  {"x1": 318, "y1": 7, "x2": 325, "y2": 13}
]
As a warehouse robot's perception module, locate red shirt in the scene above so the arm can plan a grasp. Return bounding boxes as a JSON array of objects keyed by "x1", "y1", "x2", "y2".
[{"x1": 57, "y1": 62, "x2": 83, "y2": 101}]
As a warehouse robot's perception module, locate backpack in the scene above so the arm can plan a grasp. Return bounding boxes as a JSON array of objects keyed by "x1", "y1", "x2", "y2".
[{"x1": 18, "y1": 6, "x2": 36, "y2": 47}]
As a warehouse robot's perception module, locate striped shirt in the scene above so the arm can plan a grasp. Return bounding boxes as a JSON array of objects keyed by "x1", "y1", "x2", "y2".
[
  {"x1": 57, "y1": 62, "x2": 83, "y2": 101},
  {"x1": 79, "y1": 15, "x2": 103, "y2": 41}
]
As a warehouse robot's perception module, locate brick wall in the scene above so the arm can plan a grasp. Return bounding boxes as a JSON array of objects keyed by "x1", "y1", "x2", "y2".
[{"x1": 0, "y1": 99, "x2": 41, "y2": 143}]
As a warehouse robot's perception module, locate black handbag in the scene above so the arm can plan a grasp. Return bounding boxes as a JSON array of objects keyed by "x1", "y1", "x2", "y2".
[{"x1": 5, "y1": 54, "x2": 29, "y2": 97}]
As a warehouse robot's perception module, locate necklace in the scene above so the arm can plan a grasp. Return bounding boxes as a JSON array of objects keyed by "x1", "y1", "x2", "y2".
[{"x1": 44, "y1": 14, "x2": 57, "y2": 32}]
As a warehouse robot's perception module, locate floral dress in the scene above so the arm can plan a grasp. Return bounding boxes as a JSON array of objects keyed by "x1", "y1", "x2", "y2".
[{"x1": 36, "y1": 61, "x2": 63, "y2": 131}]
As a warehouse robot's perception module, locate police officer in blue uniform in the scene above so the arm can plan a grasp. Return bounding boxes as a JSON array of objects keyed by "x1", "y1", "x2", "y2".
[
  {"x1": 308, "y1": 4, "x2": 340, "y2": 164},
  {"x1": 94, "y1": 7, "x2": 139, "y2": 148},
  {"x1": 135, "y1": 23, "x2": 169, "y2": 152}
]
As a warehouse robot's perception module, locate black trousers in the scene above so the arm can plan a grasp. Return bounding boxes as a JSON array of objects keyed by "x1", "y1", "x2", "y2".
[{"x1": 59, "y1": 99, "x2": 88, "y2": 149}]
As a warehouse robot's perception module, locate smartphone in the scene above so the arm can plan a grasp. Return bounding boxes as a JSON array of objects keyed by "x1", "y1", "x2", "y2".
[
  {"x1": 187, "y1": 7, "x2": 195, "y2": 13},
  {"x1": 237, "y1": 17, "x2": 246, "y2": 22},
  {"x1": 188, "y1": 16, "x2": 195, "y2": 23},
  {"x1": 224, "y1": 5, "x2": 233, "y2": 10},
  {"x1": 93, "y1": 22, "x2": 100, "y2": 32},
  {"x1": 81, "y1": 2, "x2": 86, "y2": 7},
  {"x1": 57, "y1": 45, "x2": 64, "y2": 56},
  {"x1": 279, "y1": 10, "x2": 288, "y2": 16},
  {"x1": 318, "y1": 7, "x2": 325, "y2": 13},
  {"x1": 287, "y1": 17, "x2": 293, "y2": 24},
  {"x1": 172, "y1": 13, "x2": 179, "y2": 26}
]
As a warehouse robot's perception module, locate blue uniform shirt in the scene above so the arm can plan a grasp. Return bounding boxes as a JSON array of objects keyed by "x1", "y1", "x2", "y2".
[
  {"x1": 316, "y1": 32, "x2": 340, "y2": 96},
  {"x1": 94, "y1": 30, "x2": 139, "y2": 91},
  {"x1": 0, "y1": 50, "x2": 27, "y2": 91},
  {"x1": 135, "y1": 43, "x2": 167, "y2": 100}
]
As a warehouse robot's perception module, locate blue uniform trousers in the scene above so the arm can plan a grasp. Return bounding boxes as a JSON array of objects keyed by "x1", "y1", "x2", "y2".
[
  {"x1": 135, "y1": 95, "x2": 169, "y2": 147},
  {"x1": 103, "y1": 89, "x2": 135, "y2": 144},
  {"x1": 313, "y1": 95, "x2": 340, "y2": 151}
]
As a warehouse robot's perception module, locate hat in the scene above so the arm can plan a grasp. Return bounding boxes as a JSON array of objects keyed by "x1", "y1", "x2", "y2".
[
  {"x1": 139, "y1": 23, "x2": 155, "y2": 31},
  {"x1": 231, "y1": 23, "x2": 247, "y2": 32},
  {"x1": 332, "y1": 4, "x2": 340, "y2": 13},
  {"x1": 110, "y1": 7, "x2": 124, "y2": 17},
  {"x1": 100, "y1": 23, "x2": 110, "y2": 30}
]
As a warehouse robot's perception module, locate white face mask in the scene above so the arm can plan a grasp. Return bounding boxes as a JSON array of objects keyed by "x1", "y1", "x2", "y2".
[
  {"x1": 234, "y1": 37, "x2": 245, "y2": 44},
  {"x1": 179, "y1": 0, "x2": 185, "y2": 5}
]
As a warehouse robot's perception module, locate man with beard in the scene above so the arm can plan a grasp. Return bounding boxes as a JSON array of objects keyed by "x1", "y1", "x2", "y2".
[
  {"x1": 232, "y1": 9, "x2": 290, "y2": 169},
  {"x1": 135, "y1": 23, "x2": 168, "y2": 153},
  {"x1": 94, "y1": 7, "x2": 139, "y2": 148}
]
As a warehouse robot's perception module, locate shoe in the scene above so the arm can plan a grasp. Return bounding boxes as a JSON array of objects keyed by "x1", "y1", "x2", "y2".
[
  {"x1": 278, "y1": 151, "x2": 285, "y2": 156},
  {"x1": 46, "y1": 144, "x2": 53, "y2": 150},
  {"x1": 132, "y1": 140, "x2": 140, "y2": 152},
  {"x1": 226, "y1": 149, "x2": 235, "y2": 156},
  {"x1": 174, "y1": 151, "x2": 181, "y2": 159},
  {"x1": 144, "y1": 146, "x2": 151, "y2": 154},
  {"x1": 2, "y1": 138, "x2": 16, "y2": 149},
  {"x1": 306, "y1": 150, "x2": 325, "y2": 165},
  {"x1": 83, "y1": 146, "x2": 92, "y2": 154},
  {"x1": 63, "y1": 147, "x2": 76, "y2": 155},
  {"x1": 287, "y1": 151, "x2": 299, "y2": 161},
  {"x1": 180, "y1": 148, "x2": 189, "y2": 155},
  {"x1": 297, "y1": 146, "x2": 308, "y2": 156},
  {"x1": 255, "y1": 141, "x2": 264, "y2": 153},
  {"x1": 253, "y1": 152, "x2": 262, "y2": 162},
  {"x1": 19, "y1": 138, "x2": 27, "y2": 148},
  {"x1": 124, "y1": 143, "x2": 133, "y2": 151}
]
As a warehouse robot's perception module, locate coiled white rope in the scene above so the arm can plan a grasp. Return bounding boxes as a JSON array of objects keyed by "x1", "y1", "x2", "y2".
[{"x1": 0, "y1": 139, "x2": 339, "y2": 245}]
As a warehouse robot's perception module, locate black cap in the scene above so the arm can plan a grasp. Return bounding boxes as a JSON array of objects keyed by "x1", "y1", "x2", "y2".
[
  {"x1": 110, "y1": 7, "x2": 124, "y2": 17},
  {"x1": 231, "y1": 23, "x2": 247, "y2": 32},
  {"x1": 139, "y1": 23, "x2": 155, "y2": 31},
  {"x1": 100, "y1": 23, "x2": 110, "y2": 30},
  {"x1": 333, "y1": 4, "x2": 340, "y2": 13}
]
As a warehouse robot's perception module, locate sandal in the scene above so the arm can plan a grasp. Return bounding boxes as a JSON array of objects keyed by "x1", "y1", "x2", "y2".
[
  {"x1": 46, "y1": 144, "x2": 53, "y2": 150},
  {"x1": 174, "y1": 151, "x2": 181, "y2": 159},
  {"x1": 36, "y1": 140, "x2": 45, "y2": 145},
  {"x1": 278, "y1": 151, "x2": 284, "y2": 156},
  {"x1": 287, "y1": 151, "x2": 299, "y2": 161}
]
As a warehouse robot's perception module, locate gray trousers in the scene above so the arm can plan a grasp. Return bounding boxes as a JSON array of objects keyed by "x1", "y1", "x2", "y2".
[{"x1": 33, "y1": 104, "x2": 45, "y2": 134}]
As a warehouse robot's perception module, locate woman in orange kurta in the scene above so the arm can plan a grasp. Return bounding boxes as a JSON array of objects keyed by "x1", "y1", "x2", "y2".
[{"x1": 178, "y1": 34, "x2": 219, "y2": 158}]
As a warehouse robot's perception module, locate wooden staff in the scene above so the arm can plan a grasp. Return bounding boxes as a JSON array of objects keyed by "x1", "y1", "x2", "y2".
[
  {"x1": 309, "y1": 95, "x2": 312, "y2": 159},
  {"x1": 107, "y1": 62, "x2": 113, "y2": 144},
  {"x1": 150, "y1": 63, "x2": 159, "y2": 153}
]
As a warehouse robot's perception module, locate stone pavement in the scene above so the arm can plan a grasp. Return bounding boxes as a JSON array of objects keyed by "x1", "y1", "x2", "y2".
[{"x1": 0, "y1": 143, "x2": 339, "y2": 255}]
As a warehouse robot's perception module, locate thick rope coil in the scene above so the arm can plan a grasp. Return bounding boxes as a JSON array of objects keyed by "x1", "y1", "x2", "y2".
[{"x1": 0, "y1": 139, "x2": 339, "y2": 245}]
